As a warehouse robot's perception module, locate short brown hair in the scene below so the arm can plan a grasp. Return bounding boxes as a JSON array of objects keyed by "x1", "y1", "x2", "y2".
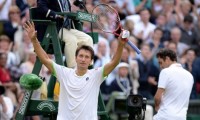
[
  {"x1": 75, "y1": 45, "x2": 94, "y2": 60},
  {"x1": 9, "y1": 5, "x2": 20, "y2": 15},
  {"x1": 0, "y1": 35, "x2": 11, "y2": 43}
]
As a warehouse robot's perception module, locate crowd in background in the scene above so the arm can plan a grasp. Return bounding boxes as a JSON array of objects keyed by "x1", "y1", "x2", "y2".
[{"x1": 0, "y1": 0, "x2": 200, "y2": 119}]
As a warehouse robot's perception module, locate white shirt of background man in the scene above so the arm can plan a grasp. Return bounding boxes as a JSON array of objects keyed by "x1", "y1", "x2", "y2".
[{"x1": 154, "y1": 63, "x2": 193, "y2": 120}]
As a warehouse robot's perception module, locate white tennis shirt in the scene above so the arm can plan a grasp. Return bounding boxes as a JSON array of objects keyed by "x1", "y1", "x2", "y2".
[
  {"x1": 153, "y1": 63, "x2": 194, "y2": 120},
  {"x1": 53, "y1": 62, "x2": 104, "y2": 120}
]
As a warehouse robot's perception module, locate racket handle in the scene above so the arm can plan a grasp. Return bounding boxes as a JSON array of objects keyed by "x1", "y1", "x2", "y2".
[{"x1": 127, "y1": 40, "x2": 141, "y2": 54}]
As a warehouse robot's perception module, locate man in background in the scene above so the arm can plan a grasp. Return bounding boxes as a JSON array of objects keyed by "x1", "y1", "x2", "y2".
[{"x1": 154, "y1": 49, "x2": 193, "y2": 120}]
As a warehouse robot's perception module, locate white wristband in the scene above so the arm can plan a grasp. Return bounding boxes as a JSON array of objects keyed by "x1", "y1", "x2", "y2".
[{"x1": 122, "y1": 30, "x2": 130, "y2": 39}]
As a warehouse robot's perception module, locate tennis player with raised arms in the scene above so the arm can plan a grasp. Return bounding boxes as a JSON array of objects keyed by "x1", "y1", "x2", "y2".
[{"x1": 23, "y1": 19, "x2": 127, "y2": 120}]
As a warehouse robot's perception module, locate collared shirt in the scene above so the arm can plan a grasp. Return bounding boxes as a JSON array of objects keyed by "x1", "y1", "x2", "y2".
[
  {"x1": 154, "y1": 63, "x2": 194, "y2": 120},
  {"x1": 53, "y1": 62, "x2": 104, "y2": 120}
]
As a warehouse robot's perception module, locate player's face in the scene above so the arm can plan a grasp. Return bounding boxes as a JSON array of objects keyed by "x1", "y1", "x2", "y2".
[
  {"x1": 76, "y1": 49, "x2": 92, "y2": 69},
  {"x1": 157, "y1": 57, "x2": 170, "y2": 69}
]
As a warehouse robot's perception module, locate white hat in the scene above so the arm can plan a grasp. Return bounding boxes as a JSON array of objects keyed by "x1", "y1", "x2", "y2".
[{"x1": 117, "y1": 62, "x2": 129, "y2": 69}]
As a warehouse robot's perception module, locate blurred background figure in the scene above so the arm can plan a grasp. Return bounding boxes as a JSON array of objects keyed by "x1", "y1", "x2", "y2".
[
  {"x1": 134, "y1": 8, "x2": 156, "y2": 45},
  {"x1": 170, "y1": 27, "x2": 189, "y2": 57},
  {"x1": 0, "y1": 84, "x2": 14, "y2": 120},
  {"x1": 109, "y1": 62, "x2": 133, "y2": 95},
  {"x1": 3, "y1": 5, "x2": 23, "y2": 46},
  {"x1": 136, "y1": 43, "x2": 153, "y2": 99},
  {"x1": 0, "y1": 35, "x2": 20, "y2": 69},
  {"x1": 0, "y1": 52, "x2": 21, "y2": 108},
  {"x1": 180, "y1": 14, "x2": 198, "y2": 50},
  {"x1": 19, "y1": 49, "x2": 36, "y2": 74},
  {"x1": 107, "y1": 62, "x2": 135, "y2": 120},
  {"x1": 94, "y1": 39, "x2": 110, "y2": 68}
]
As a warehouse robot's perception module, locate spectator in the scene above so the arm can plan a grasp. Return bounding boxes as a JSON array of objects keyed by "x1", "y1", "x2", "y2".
[
  {"x1": 147, "y1": 28, "x2": 164, "y2": 96},
  {"x1": 120, "y1": 47, "x2": 130, "y2": 63},
  {"x1": 182, "y1": 48, "x2": 197, "y2": 72},
  {"x1": 148, "y1": 58, "x2": 160, "y2": 97},
  {"x1": 165, "y1": 41, "x2": 178, "y2": 53},
  {"x1": 17, "y1": 31, "x2": 34, "y2": 62},
  {"x1": 152, "y1": 0, "x2": 163, "y2": 18},
  {"x1": 109, "y1": 39, "x2": 118, "y2": 58},
  {"x1": 94, "y1": 39, "x2": 110, "y2": 68},
  {"x1": 177, "y1": 0, "x2": 198, "y2": 24},
  {"x1": 120, "y1": 47, "x2": 139, "y2": 94},
  {"x1": 170, "y1": 27, "x2": 189, "y2": 57},
  {"x1": 0, "y1": 52, "x2": 19, "y2": 106},
  {"x1": 0, "y1": 35, "x2": 20, "y2": 69},
  {"x1": 125, "y1": 36, "x2": 139, "y2": 60},
  {"x1": 107, "y1": 62, "x2": 138, "y2": 120},
  {"x1": 180, "y1": 14, "x2": 198, "y2": 49},
  {"x1": 194, "y1": 14, "x2": 200, "y2": 56},
  {"x1": 148, "y1": 27, "x2": 164, "y2": 54},
  {"x1": 192, "y1": 57, "x2": 200, "y2": 98},
  {"x1": 20, "y1": 50, "x2": 36, "y2": 74},
  {"x1": 111, "y1": 0, "x2": 135, "y2": 16},
  {"x1": 0, "y1": 84, "x2": 14, "y2": 120},
  {"x1": 134, "y1": 0, "x2": 152, "y2": 13},
  {"x1": 134, "y1": 8, "x2": 156, "y2": 44},
  {"x1": 182, "y1": 48, "x2": 198, "y2": 99},
  {"x1": 160, "y1": 0, "x2": 179, "y2": 29},
  {"x1": 3, "y1": 5, "x2": 23, "y2": 55},
  {"x1": 109, "y1": 62, "x2": 132, "y2": 95},
  {"x1": 155, "y1": 13, "x2": 171, "y2": 42},
  {"x1": 136, "y1": 43, "x2": 153, "y2": 99}
]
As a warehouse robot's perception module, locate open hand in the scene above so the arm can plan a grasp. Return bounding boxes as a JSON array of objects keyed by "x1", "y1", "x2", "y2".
[{"x1": 23, "y1": 21, "x2": 37, "y2": 41}]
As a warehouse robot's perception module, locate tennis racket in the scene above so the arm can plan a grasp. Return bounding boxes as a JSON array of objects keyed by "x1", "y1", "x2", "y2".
[{"x1": 92, "y1": 4, "x2": 141, "y2": 54}]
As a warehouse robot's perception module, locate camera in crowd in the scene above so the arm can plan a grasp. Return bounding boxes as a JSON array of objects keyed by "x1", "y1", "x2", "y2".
[
  {"x1": 127, "y1": 95, "x2": 147, "y2": 120},
  {"x1": 113, "y1": 94, "x2": 147, "y2": 120}
]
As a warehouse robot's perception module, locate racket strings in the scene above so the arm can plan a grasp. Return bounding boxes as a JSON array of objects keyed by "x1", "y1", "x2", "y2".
[
  {"x1": 92, "y1": 5, "x2": 120, "y2": 33},
  {"x1": 105, "y1": 7, "x2": 120, "y2": 31}
]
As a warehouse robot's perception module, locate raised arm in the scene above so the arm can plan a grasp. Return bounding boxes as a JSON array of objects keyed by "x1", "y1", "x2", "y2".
[
  {"x1": 23, "y1": 21, "x2": 53, "y2": 73},
  {"x1": 103, "y1": 33, "x2": 126, "y2": 77}
]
